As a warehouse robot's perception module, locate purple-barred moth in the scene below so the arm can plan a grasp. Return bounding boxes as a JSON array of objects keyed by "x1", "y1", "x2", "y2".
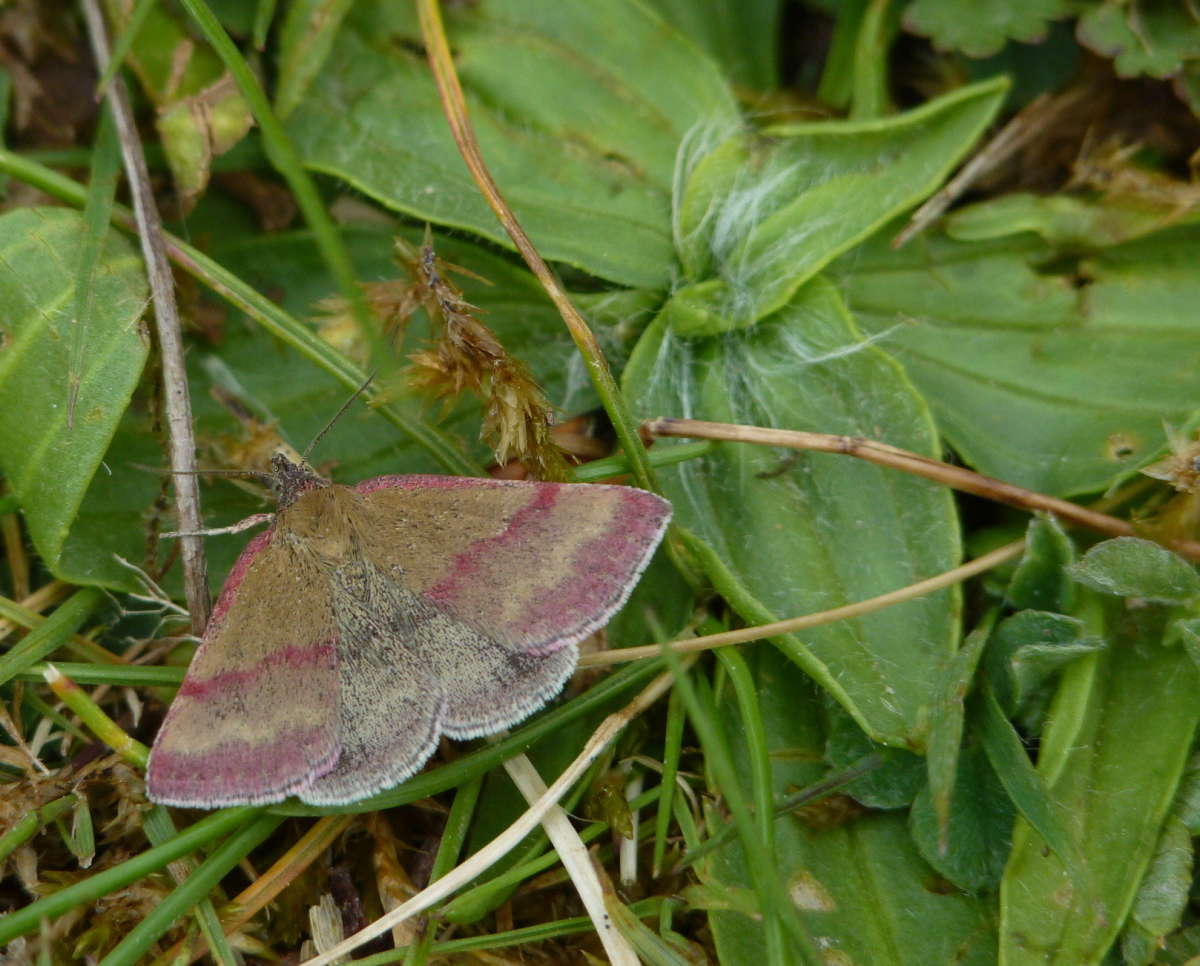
[{"x1": 146, "y1": 454, "x2": 671, "y2": 807}]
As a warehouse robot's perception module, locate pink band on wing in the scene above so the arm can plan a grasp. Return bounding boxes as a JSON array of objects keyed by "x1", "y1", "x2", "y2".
[
  {"x1": 512, "y1": 493, "x2": 667, "y2": 640},
  {"x1": 178, "y1": 641, "x2": 337, "y2": 700},
  {"x1": 423, "y1": 485, "x2": 560, "y2": 608},
  {"x1": 149, "y1": 722, "x2": 335, "y2": 800}
]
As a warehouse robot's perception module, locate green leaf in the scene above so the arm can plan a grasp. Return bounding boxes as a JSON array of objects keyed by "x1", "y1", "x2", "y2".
[
  {"x1": 984, "y1": 610, "x2": 1104, "y2": 714},
  {"x1": 973, "y1": 684, "x2": 1074, "y2": 865},
  {"x1": 701, "y1": 646, "x2": 996, "y2": 965},
  {"x1": 284, "y1": 0, "x2": 738, "y2": 289},
  {"x1": 625, "y1": 276, "x2": 961, "y2": 749},
  {"x1": 643, "y1": 0, "x2": 781, "y2": 91},
  {"x1": 274, "y1": 0, "x2": 355, "y2": 119},
  {"x1": 909, "y1": 740, "x2": 1015, "y2": 892},
  {"x1": 924, "y1": 620, "x2": 992, "y2": 855},
  {"x1": 946, "y1": 192, "x2": 1197, "y2": 248},
  {"x1": 0, "y1": 208, "x2": 149, "y2": 589},
  {"x1": 839, "y1": 221, "x2": 1200, "y2": 495},
  {"x1": 902, "y1": 0, "x2": 1071, "y2": 58},
  {"x1": 1006, "y1": 515, "x2": 1076, "y2": 613},
  {"x1": 667, "y1": 77, "x2": 1008, "y2": 335},
  {"x1": 999, "y1": 609, "x2": 1200, "y2": 965},
  {"x1": 1119, "y1": 816, "x2": 1192, "y2": 966},
  {"x1": 1077, "y1": 2, "x2": 1200, "y2": 79},
  {"x1": 824, "y1": 702, "x2": 925, "y2": 809},
  {"x1": 1068, "y1": 537, "x2": 1200, "y2": 604}
]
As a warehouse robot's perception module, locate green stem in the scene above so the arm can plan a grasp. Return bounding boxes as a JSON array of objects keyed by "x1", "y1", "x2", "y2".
[
  {"x1": 403, "y1": 775, "x2": 483, "y2": 965},
  {"x1": 664, "y1": 640, "x2": 821, "y2": 965},
  {"x1": 0, "y1": 807, "x2": 261, "y2": 945},
  {"x1": 651, "y1": 687, "x2": 685, "y2": 877},
  {"x1": 716, "y1": 649, "x2": 775, "y2": 855},
  {"x1": 14, "y1": 662, "x2": 184, "y2": 686},
  {"x1": 0, "y1": 795, "x2": 78, "y2": 865},
  {"x1": 175, "y1": 0, "x2": 376, "y2": 343},
  {"x1": 570, "y1": 440, "x2": 712, "y2": 483},
  {"x1": 0, "y1": 588, "x2": 103, "y2": 688},
  {"x1": 142, "y1": 806, "x2": 239, "y2": 966},
  {"x1": 97, "y1": 812, "x2": 282, "y2": 966},
  {"x1": 45, "y1": 664, "x2": 149, "y2": 769}
]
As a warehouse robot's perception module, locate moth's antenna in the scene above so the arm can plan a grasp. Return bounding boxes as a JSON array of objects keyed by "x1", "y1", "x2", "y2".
[
  {"x1": 176, "y1": 468, "x2": 274, "y2": 484},
  {"x1": 303, "y1": 373, "x2": 375, "y2": 462},
  {"x1": 134, "y1": 463, "x2": 274, "y2": 486}
]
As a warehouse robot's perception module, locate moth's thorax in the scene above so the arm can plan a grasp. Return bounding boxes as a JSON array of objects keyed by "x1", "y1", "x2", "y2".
[{"x1": 275, "y1": 484, "x2": 365, "y2": 562}]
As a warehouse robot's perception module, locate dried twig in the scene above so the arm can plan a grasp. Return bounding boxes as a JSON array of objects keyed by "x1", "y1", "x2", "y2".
[
  {"x1": 79, "y1": 0, "x2": 210, "y2": 632},
  {"x1": 415, "y1": 0, "x2": 658, "y2": 493},
  {"x1": 644, "y1": 417, "x2": 1200, "y2": 560}
]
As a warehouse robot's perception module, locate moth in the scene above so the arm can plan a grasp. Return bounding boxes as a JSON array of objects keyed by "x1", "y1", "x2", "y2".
[{"x1": 145, "y1": 453, "x2": 671, "y2": 808}]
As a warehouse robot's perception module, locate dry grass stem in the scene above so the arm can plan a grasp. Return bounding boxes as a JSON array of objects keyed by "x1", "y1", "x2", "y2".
[
  {"x1": 644, "y1": 417, "x2": 1200, "y2": 560},
  {"x1": 582, "y1": 540, "x2": 1026, "y2": 667},
  {"x1": 298, "y1": 662, "x2": 687, "y2": 966},
  {"x1": 503, "y1": 753, "x2": 639, "y2": 965}
]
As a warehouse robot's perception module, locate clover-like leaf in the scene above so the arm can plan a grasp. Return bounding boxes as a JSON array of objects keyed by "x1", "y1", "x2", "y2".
[{"x1": 903, "y1": 0, "x2": 1069, "y2": 57}]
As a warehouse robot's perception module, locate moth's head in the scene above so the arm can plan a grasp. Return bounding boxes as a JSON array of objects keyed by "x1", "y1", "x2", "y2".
[{"x1": 269, "y1": 452, "x2": 328, "y2": 508}]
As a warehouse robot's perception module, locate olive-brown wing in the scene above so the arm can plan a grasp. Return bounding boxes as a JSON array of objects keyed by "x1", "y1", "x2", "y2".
[
  {"x1": 146, "y1": 530, "x2": 341, "y2": 808},
  {"x1": 350, "y1": 476, "x2": 670, "y2": 738}
]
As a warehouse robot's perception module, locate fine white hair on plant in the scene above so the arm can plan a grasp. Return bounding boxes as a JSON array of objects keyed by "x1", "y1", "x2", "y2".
[
  {"x1": 671, "y1": 117, "x2": 854, "y2": 331},
  {"x1": 671, "y1": 118, "x2": 740, "y2": 258},
  {"x1": 635, "y1": 316, "x2": 903, "y2": 422}
]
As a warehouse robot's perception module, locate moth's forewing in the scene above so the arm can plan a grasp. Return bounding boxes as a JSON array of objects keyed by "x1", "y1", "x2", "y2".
[
  {"x1": 146, "y1": 529, "x2": 340, "y2": 808},
  {"x1": 353, "y1": 477, "x2": 671, "y2": 729}
]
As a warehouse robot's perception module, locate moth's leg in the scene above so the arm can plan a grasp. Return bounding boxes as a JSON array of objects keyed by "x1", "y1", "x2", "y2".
[{"x1": 164, "y1": 513, "x2": 274, "y2": 539}]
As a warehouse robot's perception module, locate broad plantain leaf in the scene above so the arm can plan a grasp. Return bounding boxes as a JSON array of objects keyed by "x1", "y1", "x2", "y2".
[
  {"x1": 1000, "y1": 605, "x2": 1200, "y2": 965},
  {"x1": 0, "y1": 208, "x2": 149, "y2": 589},
  {"x1": 838, "y1": 220, "x2": 1200, "y2": 495},
  {"x1": 283, "y1": 0, "x2": 739, "y2": 289},
  {"x1": 625, "y1": 275, "x2": 960, "y2": 749},
  {"x1": 698, "y1": 646, "x2": 996, "y2": 965}
]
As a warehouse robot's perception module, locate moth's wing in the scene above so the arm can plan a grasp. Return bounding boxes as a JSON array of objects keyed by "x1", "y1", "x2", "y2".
[
  {"x1": 352, "y1": 476, "x2": 671, "y2": 738},
  {"x1": 145, "y1": 531, "x2": 340, "y2": 808},
  {"x1": 297, "y1": 559, "x2": 449, "y2": 805}
]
